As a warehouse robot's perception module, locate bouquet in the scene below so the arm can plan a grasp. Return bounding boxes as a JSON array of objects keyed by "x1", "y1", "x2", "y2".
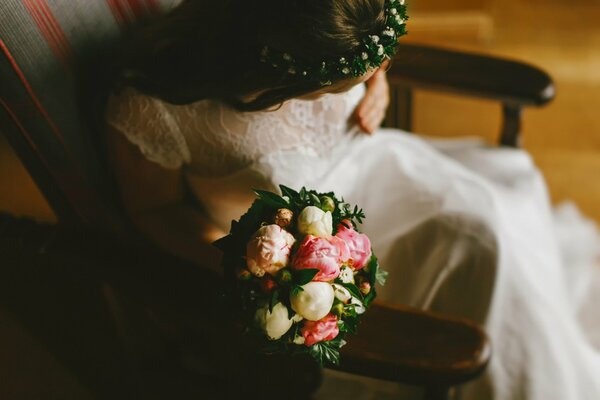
[{"x1": 214, "y1": 185, "x2": 387, "y2": 366}]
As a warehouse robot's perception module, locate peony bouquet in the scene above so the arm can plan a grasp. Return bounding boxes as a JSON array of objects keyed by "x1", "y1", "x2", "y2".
[{"x1": 214, "y1": 185, "x2": 387, "y2": 366}]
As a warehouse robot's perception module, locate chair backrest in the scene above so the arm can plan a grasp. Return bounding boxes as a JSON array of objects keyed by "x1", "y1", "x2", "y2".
[{"x1": 0, "y1": 0, "x2": 179, "y2": 230}]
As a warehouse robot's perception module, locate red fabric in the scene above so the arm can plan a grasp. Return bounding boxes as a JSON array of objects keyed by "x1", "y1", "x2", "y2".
[
  {"x1": 22, "y1": 0, "x2": 72, "y2": 71},
  {"x1": 0, "y1": 38, "x2": 100, "y2": 224}
]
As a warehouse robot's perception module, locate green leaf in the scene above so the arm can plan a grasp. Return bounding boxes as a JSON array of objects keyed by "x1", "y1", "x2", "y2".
[
  {"x1": 294, "y1": 268, "x2": 320, "y2": 286},
  {"x1": 376, "y1": 268, "x2": 388, "y2": 286},
  {"x1": 279, "y1": 184, "x2": 299, "y2": 199},
  {"x1": 340, "y1": 282, "x2": 363, "y2": 301},
  {"x1": 342, "y1": 315, "x2": 358, "y2": 334},
  {"x1": 366, "y1": 255, "x2": 379, "y2": 286},
  {"x1": 290, "y1": 285, "x2": 304, "y2": 297},
  {"x1": 253, "y1": 189, "x2": 289, "y2": 208},
  {"x1": 309, "y1": 193, "x2": 321, "y2": 207},
  {"x1": 309, "y1": 341, "x2": 342, "y2": 367}
]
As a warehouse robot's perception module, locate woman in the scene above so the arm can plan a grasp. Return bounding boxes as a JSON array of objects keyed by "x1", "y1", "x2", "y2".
[{"x1": 103, "y1": 0, "x2": 600, "y2": 398}]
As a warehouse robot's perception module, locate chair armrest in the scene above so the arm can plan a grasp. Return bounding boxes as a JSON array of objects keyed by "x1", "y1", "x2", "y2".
[
  {"x1": 0, "y1": 213, "x2": 490, "y2": 396},
  {"x1": 389, "y1": 43, "x2": 555, "y2": 107},
  {"x1": 385, "y1": 43, "x2": 555, "y2": 147},
  {"x1": 335, "y1": 302, "x2": 491, "y2": 388}
]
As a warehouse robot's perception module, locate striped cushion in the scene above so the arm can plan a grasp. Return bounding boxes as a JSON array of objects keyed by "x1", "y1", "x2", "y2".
[{"x1": 0, "y1": 0, "x2": 179, "y2": 229}]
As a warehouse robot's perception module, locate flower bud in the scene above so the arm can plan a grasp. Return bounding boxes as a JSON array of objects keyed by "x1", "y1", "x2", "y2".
[
  {"x1": 331, "y1": 302, "x2": 344, "y2": 316},
  {"x1": 297, "y1": 206, "x2": 332, "y2": 237},
  {"x1": 260, "y1": 275, "x2": 278, "y2": 293},
  {"x1": 359, "y1": 281, "x2": 371, "y2": 295},
  {"x1": 277, "y1": 268, "x2": 293, "y2": 284},
  {"x1": 320, "y1": 196, "x2": 336, "y2": 213},
  {"x1": 274, "y1": 208, "x2": 294, "y2": 228}
]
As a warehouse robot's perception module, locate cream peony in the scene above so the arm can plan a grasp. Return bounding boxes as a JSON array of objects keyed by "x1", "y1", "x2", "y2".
[
  {"x1": 246, "y1": 224, "x2": 296, "y2": 277},
  {"x1": 290, "y1": 281, "x2": 335, "y2": 321},
  {"x1": 297, "y1": 206, "x2": 333, "y2": 237},
  {"x1": 255, "y1": 302, "x2": 294, "y2": 340}
]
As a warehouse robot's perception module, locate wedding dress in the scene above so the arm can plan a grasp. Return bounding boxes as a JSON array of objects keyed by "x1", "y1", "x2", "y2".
[{"x1": 106, "y1": 83, "x2": 600, "y2": 399}]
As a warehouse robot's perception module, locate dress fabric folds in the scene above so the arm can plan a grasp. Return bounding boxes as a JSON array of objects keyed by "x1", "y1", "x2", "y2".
[{"x1": 107, "y1": 84, "x2": 600, "y2": 400}]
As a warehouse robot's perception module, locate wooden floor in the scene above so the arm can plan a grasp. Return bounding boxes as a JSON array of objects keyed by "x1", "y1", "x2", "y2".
[
  {"x1": 1, "y1": 0, "x2": 599, "y2": 224},
  {"x1": 406, "y1": 0, "x2": 600, "y2": 223}
]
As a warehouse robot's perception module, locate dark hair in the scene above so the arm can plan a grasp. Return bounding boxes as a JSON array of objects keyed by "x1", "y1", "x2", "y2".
[{"x1": 111, "y1": 0, "x2": 386, "y2": 111}]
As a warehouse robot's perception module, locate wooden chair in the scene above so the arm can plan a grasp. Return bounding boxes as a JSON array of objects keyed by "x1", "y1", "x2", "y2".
[{"x1": 0, "y1": 1, "x2": 553, "y2": 398}]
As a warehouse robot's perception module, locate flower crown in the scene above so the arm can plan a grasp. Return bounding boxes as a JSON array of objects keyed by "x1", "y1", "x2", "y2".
[{"x1": 260, "y1": 0, "x2": 408, "y2": 86}]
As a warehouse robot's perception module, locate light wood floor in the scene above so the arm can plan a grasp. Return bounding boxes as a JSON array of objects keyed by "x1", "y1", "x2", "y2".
[
  {"x1": 1, "y1": 0, "x2": 599, "y2": 224},
  {"x1": 406, "y1": 0, "x2": 600, "y2": 223}
]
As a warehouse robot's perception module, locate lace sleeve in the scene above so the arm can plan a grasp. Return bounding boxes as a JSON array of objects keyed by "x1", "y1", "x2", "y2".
[{"x1": 106, "y1": 88, "x2": 191, "y2": 170}]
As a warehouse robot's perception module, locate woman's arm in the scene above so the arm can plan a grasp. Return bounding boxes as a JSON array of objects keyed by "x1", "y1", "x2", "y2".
[
  {"x1": 105, "y1": 125, "x2": 224, "y2": 274},
  {"x1": 354, "y1": 66, "x2": 390, "y2": 134}
]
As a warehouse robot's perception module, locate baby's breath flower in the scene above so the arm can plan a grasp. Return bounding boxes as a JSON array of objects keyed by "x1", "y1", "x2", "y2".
[{"x1": 258, "y1": 0, "x2": 407, "y2": 82}]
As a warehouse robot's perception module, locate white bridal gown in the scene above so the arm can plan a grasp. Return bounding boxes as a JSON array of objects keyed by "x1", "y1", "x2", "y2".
[{"x1": 107, "y1": 83, "x2": 600, "y2": 399}]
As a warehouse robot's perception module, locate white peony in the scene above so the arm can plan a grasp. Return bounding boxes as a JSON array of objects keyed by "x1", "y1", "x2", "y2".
[
  {"x1": 290, "y1": 281, "x2": 335, "y2": 321},
  {"x1": 297, "y1": 206, "x2": 333, "y2": 237},
  {"x1": 255, "y1": 302, "x2": 294, "y2": 340}
]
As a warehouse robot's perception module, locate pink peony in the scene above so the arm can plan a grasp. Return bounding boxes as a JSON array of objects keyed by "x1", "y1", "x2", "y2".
[
  {"x1": 300, "y1": 313, "x2": 340, "y2": 346},
  {"x1": 292, "y1": 235, "x2": 350, "y2": 282},
  {"x1": 335, "y1": 220, "x2": 372, "y2": 270},
  {"x1": 246, "y1": 224, "x2": 296, "y2": 277}
]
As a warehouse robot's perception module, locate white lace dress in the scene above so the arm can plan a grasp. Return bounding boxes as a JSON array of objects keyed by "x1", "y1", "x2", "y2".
[{"x1": 106, "y1": 84, "x2": 600, "y2": 400}]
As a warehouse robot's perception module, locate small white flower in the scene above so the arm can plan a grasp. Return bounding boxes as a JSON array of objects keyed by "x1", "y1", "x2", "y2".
[
  {"x1": 332, "y1": 284, "x2": 352, "y2": 303},
  {"x1": 293, "y1": 335, "x2": 306, "y2": 345},
  {"x1": 377, "y1": 45, "x2": 384, "y2": 56},
  {"x1": 370, "y1": 35, "x2": 380, "y2": 44},
  {"x1": 283, "y1": 53, "x2": 292, "y2": 61},
  {"x1": 361, "y1": 52, "x2": 369, "y2": 60},
  {"x1": 342, "y1": 67, "x2": 350, "y2": 74},
  {"x1": 339, "y1": 57, "x2": 347, "y2": 64},
  {"x1": 383, "y1": 28, "x2": 395, "y2": 37},
  {"x1": 288, "y1": 67, "x2": 297, "y2": 74},
  {"x1": 396, "y1": 16, "x2": 405, "y2": 24},
  {"x1": 400, "y1": 0, "x2": 405, "y2": 5},
  {"x1": 391, "y1": 8, "x2": 398, "y2": 15},
  {"x1": 339, "y1": 266, "x2": 355, "y2": 284},
  {"x1": 351, "y1": 297, "x2": 366, "y2": 315}
]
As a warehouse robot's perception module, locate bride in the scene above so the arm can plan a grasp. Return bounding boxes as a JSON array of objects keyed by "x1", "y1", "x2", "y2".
[{"x1": 103, "y1": 0, "x2": 600, "y2": 398}]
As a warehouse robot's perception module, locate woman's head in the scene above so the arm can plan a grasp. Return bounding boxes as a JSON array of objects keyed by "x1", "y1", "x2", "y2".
[{"x1": 113, "y1": 0, "x2": 405, "y2": 111}]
